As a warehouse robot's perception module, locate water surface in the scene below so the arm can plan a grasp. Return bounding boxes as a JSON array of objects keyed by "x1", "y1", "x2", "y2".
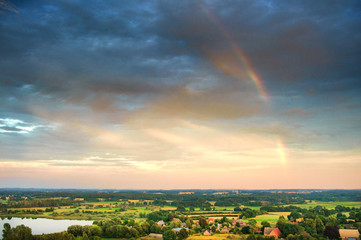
[{"x1": 0, "y1": 217, "x2": 93, "y2": 235}]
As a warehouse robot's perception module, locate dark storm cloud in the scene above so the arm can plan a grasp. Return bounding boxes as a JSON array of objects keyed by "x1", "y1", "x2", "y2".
[
  {"x1": 0, "y1": 0, "x2": 17, "y2": 13},
  {"x1": 0, "y1": 126, "x2": 22, "y2": 132},
  {"x1": 153, "y1": 0, "x2": 361, "y2": 85},
  {"x1": 0, "y1": 0, "x2": 360, "y2": 133}
]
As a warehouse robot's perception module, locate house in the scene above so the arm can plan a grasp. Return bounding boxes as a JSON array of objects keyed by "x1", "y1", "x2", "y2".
[
  {"x1": 339, "y1": 229, "x2": 360, "y2": 240},
  {"x1": 208, "y1": 218, "x2": 215, "y2": 224},
  {"x1": 148, "y1": 233, "x2": 163, "y2": 238},
  {"x1": 172, "y1": 228, "x2": 189, "y2": 233},
  {"x1": 264, "y1": 227, "x2": 282, "y2": 239},
  {"x1": 157, "y1": 220, "x2": 165, "y2": 226},
  {"x1": 203, "y1": 229, "x2": 212, "y2": 236},
  {"x1": 234, "y1": 219, "x2": 249, "y2": 227},
  {"x1": 171, "y1": 218, "x2": 181, "y2": 222},
  {"x1": 220, "y1": 226, "x2": 230, "y2": 233}
]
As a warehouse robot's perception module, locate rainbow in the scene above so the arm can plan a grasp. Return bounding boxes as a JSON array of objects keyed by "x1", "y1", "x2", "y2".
[
  {"x1": 197, "y1": 1, "x2": 269, "y2": 101},
  {"x1": 276, "y1": 137, "x2": 287, "y2": 165}
]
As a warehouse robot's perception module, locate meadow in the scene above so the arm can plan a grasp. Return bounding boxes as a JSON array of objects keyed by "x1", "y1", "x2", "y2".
[{"x1": 283, "y1": 201, "x2": 361, "y2": 209}]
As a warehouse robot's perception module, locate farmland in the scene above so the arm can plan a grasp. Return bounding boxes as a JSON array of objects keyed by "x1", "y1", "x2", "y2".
[
  {"x1": 0, "y1": 189, "x2": 360, "y2": 240},
  {"x1": 283, "y1": 201, "x2": 361, "y2": 209}
]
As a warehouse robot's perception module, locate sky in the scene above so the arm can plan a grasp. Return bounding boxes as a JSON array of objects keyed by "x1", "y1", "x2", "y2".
[{"x1": 0, "y1": 0, "x2": 360, "y2": 190}]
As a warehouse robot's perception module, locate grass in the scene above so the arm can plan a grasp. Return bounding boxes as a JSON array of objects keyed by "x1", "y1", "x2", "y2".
[
  {"x1": 3, "y1": 200, "x2": 359, "y2": 224},
  {"x1": 283, "y1": 201, "x2": 361, "y2": 209},
  {"x1": 247, "y1": 212, "x2": 291, "y2": 225},
  {"x1": 102, "y1": 238, "x2": 125, "y2": 240},
  {"x1": 187, "y1": 234, "x2": 245, "y2": 239},
  {"x1": 140, "y1": 234, "x2": 245, "y2": 240}
]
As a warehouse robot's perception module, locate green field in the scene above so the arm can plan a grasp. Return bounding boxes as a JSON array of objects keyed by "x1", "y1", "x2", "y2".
[
  {"x1": 248, "y1": 212, "x2": 290, "y2": 225},
  {"x1": 283, "y1": 201, "x2": 361, "y2": 209},
  {"x1": 2, "y1": 199, "x2": 360, "y2": 223},
  {"x1": 139, "y1": 234, "x2": 244, "y2": 240},
  {"x1": 187, "y1": 234, "x2": 244, "y2": 240}
]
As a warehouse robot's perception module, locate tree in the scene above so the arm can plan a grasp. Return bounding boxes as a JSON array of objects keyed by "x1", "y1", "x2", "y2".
[
  {"x1": 178, "y1": 228, "x2": 188, "y2": 240},
  {"x1": 301, "y1": 219, "x2": 316, "y2": 236},
  {"x1": 278, "y1": 223, "x2": 299, "y2": 238},
  {"x1": 185, "y1": 219, "x2": 193, "y2": 228},
  {"x1": 241, "y1": 226, "x2": 250, "y2": 234},
  {"x1": 261, "y1": 221, "x2": 271, "y2": 234},
  {"x1": 276, "y1": 216, "x2": 287, "y2": 228},
  {"x1": 130, "y1": 228, "x2": 139, "y2": 238},
  {"x1": 297, "y1": 231, "x2": 313, "y2": 240},
  {"x1": 324, "y1": 226, "x2": 340, "y2": 239},
  {"x1": 4, "y1": 224, "x2": 32, "y2": 240},
  {"x1": 35, "y1": 232, "x2": 74, "y2": 240},
  {"x1": 82, "y1": 225, "x2": 102, "y2": 238},
  {"x1": 141, "y1": 222, "x2": 151, "y2": 234},
  {"x1": 261, "y1": 221, "x2": 271, "y2": 228},
  {"x1": 82, "y1": 232, "x2": 89, "y2": 240},
  {"x1": 2, "y1": 223, "x2": 12, "y2": 240},
  {"x1": 286, "y1": 234, "x2": 297, "y2": 240},
  {"x1": 168, "y1": 212, "x2": 177, "y2": 221},
  {"x1": 199, "y1": 218, "x2": 208, "y2": 228},
  {"x1": 325, "y1": 215, "x2": 338, "y2": 226},
  {"x1": 120, "y1": 226, "x2": 131, "y2": 238},
  {"x1": 67, "y1": 225, "x2": 83, "y2": 237},
  {"x1": 248, "y1": 219, "x2": 257, "y2": 234},
  {"x1": 234, "y1": 206, "x2": 242, "y2": 212},
  {"x1": 288, "y1": 211, "x2": 301, "y2": 222},
  {"x1": 163, "y1": 229, "x2": 176, "y2": 240},
  {"x1": 150, "y1": 224, "x2": 162, "y2": 234},
  {"x1": 315, "y1": 217, "x2": 325, "y2": 234}
]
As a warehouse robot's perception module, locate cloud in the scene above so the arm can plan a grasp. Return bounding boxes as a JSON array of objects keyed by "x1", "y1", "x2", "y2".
[
  {"x1": 0, "y1": 118, "x2": 45, "y2": 133},
  {"x1": 0, "y1": 0, "x2": 360, "y2": 188},
  {"x1": 0, "y1": 0, "x2": 18, "y2": 13}
]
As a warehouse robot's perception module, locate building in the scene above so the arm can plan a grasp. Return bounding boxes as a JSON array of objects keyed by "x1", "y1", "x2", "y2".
[
  {"x1": 264, "y1": 227, "x2": 282, "y2": 239},
  {"x1": 157, "y1": 220, "x2": 165, "y2": 226},
  {"x1": 171, "y1": 218, "x2": 181, "y2": 222},
  {"x1": 339, "y1": 229, "x2": 360, "y2": 240},
  {"x1": 220, "y1": 226, "x2": 230, "y2": 233},
  {"x1": 172, "y1": 228, "x2": 189, "y2": 233},
  {"x1": 203, "y1": 229, "x2": 212, "y2": 236},
  {"x1": 148, "y1": 233, "x2": 162, "y2": 238}
]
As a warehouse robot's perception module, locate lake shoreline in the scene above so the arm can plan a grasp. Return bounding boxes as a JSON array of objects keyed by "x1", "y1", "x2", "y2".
[{"x1": 0, "y1": 217, "x2": 94, "y2": 235}]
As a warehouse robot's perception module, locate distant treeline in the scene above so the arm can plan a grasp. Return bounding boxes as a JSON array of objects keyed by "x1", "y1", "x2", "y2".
[{"x1": 0, "y1": 189, "x2": 360, "y2": 207}]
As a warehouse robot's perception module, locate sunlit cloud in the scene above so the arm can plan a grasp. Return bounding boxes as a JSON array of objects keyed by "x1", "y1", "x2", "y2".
[
  {"x1": 0, "y1": 0, "x2": 360, "y2": 189},
  {"x1": 0, "y1": 118, "x2": 46, "y2": 134}
]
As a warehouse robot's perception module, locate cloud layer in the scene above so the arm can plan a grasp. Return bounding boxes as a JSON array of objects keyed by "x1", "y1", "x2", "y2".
[{"x1": 0, "y1": 0, "x2": 360, "y2": 189}]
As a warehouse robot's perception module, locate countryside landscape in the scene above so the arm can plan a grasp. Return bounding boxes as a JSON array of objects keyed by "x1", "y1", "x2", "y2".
[
  {"x1": 1, "y1": 189, "x2": 360, "y2": 240},
  {"x1": 0, "y1": 0, "x2": 360, "y2": 240}
]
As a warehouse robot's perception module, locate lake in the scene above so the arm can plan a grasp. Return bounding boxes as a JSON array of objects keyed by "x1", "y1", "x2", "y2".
[{"x1": 0, "y1": 217, "x2": 93, "y2": 235}]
